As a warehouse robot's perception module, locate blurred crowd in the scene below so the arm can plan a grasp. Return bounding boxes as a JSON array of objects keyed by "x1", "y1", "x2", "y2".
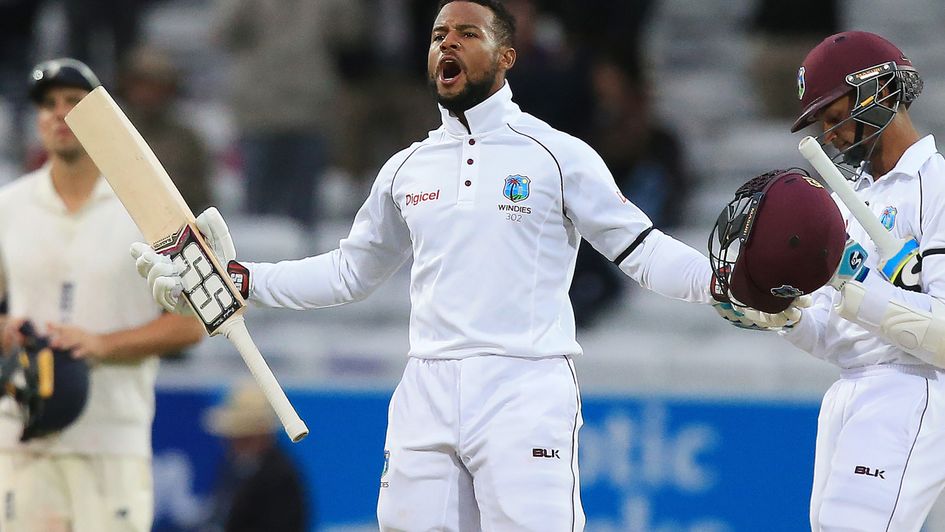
[{"x1": 0, "y1": 0, "x2": 846, "y2": 329}]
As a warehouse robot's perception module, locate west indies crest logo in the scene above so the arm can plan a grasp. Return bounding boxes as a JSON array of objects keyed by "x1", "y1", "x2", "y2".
[
  {"x1": 880, "y1": 206, "x2": 898, "y2": 231},
  {"x1": 503, "y1": 175, "x2": 530, "y2": 203}
]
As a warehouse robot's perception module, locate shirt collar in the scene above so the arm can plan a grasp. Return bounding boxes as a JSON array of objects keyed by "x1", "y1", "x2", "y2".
[
  {"x1": 885, "y1": 134, "x2": 937, "y2": 178},
  {"x1": 438, "y1": 81, "x2": 521, "y2": 136},
  {"x1": 35, "y1": 163, "x2": 113, "y2": 213}
]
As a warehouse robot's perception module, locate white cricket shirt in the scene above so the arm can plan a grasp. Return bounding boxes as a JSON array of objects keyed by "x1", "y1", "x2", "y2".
[
  {"x1": 784, "y1": 135, "x2": 945, "y2": 369},
  {"x1": 0, "y1": 166, "x2": 162, "y2": 457},
  {"x1": 248, "y1": 83, "x2": 713, "y2": 359}
]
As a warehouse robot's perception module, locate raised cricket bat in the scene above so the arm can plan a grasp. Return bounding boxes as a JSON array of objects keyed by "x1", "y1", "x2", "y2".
[
  {"x1": 799, "y1": 136, "x2": 903, "y2": 258},
  {"x1": 65, "y1": 86, "x2": 308, "y2": 442}
]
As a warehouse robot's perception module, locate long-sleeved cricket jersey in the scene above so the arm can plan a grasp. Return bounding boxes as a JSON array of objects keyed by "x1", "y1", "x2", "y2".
[
  {"x1": 783, "y1": 135, "x2": 945, "y2": 369},
  {"x1": 246, "y1": 82, "x2": 713, "y2": 359}
]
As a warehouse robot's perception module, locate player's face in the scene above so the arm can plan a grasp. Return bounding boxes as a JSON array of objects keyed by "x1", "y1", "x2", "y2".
[
  {"x1": 817, "y1": 94, "x2": 858, "y2": 151},
  {"x1": 817, "y1": 93, "x2": 884, "y2": 166},
  {"x1": 37, "y1": 87, "x2": 89, "y2": 162},
  {"x1": 427, "y1": 1, "x2": 514, "y2": 114}
]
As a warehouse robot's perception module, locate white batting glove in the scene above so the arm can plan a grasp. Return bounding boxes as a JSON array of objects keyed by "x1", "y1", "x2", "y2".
[
  {"x1": 195, "y1": 207, "x2": 236, "y2": 265},
  {"x1": 713, "y1": 296, "x2": 812, "y2": 331},
  {"x1": 129, "y1": 207, "x2": 237, "y2": 314},
  {"x1": 130, "y1": 242, "x2": 190, "y2": 314}
]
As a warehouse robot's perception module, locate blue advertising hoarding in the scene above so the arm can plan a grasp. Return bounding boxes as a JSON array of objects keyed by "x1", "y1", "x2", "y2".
[{"x1": 152, "y1": 389, "x2": 818, "y2": 531}]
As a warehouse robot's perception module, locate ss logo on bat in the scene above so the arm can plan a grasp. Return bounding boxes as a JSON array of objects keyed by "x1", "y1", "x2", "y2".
[
  {"x1": 156, "y1": 226, "x2": 241, "y2": 330},
  {"x1": 175, "y1": 242, "x2": 235, "y2": 325},
  {"x1": 174, "y1": 242, "x2": 237, "y2": 327}
]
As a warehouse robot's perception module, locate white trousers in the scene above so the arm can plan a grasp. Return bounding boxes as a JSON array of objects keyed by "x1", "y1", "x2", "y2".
[
  {"x1": 0, "y1": 451, "x2": 152, "y2": 532},
  {"x1": 377, "y1": 355, "x2": 584, "y2": 532},
  {"x1": 811, "y1": 365, "x2": 945, "y2": 532}
]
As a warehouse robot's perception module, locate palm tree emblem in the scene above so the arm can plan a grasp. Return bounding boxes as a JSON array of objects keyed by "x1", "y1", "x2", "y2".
[{"x1": 504, "y1": 175, "x2": 530, "y2": 203}]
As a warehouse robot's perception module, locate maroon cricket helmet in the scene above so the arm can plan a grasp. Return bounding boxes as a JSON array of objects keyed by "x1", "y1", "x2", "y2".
[
  {"x1": 708, "y1": 169, "x2": 846, "y2": 313},
  {"x1": 792, "y1": 31, "x2": 918, "y2": 133}
]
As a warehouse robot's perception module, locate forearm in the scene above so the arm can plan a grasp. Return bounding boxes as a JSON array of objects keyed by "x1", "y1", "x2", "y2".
[
  {"x1": 777, "y1": 286, "x2": 833, "y2": 356},
  {"x1": 839, "y1": 272, "x2": 937, "y2": 325},
  {"x1": 247, "y1": 246, "x2": 408, "y2": 310},
  {"x1": 99, "y1": 313, "x2": 204, "y2": 362},
  {"x1": 831, "y1": 271, "x2": 945, "y2": 367},
  {"x1": 248, "y1": 253, "x2": 357, "y2": 310},
  {"x1": 0, "y1": 313, "x2": 9, "y2": 351},
  {"x1": 618, "y1": 230, "x2": 714, "y2": 304}
]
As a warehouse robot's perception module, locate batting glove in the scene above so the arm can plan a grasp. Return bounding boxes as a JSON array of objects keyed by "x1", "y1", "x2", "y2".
[
  {"x1": 194, "y1": 207, "x2": 236, "y2": 265},
  {"x1": 713, "y1": 296, "x2": 812, "y2": 331},
  {"x1": 829, "y1": 236, "x2": 870, "y2": 290},
  {"x1": 130, "y1": 243, "x2": 190, "y2": 314},
  {"x1": 195, "y1": 208, "x2": 251, "y2": 299},
  {"x1": 129, "y1": 207, "x2": 238, "y2": 314},
  {"x1": 879, "y1": 237, "x2": 921, "y2": 292}
]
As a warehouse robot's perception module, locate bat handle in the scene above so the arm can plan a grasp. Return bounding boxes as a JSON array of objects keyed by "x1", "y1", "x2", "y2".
[
  {"x1": 798, "y1": 136, "x2": 900, "y2": 259},
  {"x1": 217, "y1": 316, "x2": 309, "y2": 442}
]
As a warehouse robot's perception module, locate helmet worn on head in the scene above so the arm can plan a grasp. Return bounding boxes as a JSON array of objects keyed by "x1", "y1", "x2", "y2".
[
  {"x1": 792, "y1": 31, "x2": 922, "y2": 134},
  {"x1": 0, "y1": 321, "x2": 90, "y2": 441},
  {"x1": 28, "y1": 57, "x2": 101, "y2": 103},
  {"x1": 708, "y1": 169, "x2": 847, "y2": 313}
]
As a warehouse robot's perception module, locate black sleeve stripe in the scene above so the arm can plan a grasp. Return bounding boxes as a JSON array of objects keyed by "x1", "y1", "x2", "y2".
[
  {"x1": 614, "y1": 226, "x2": 654, "y2": 265},
  {"x1": 922, "y1": 248, "x2": 945, "y2": 257},
  {"x1": 507, "y1": 124, "x2": 565, "y2": 217}
]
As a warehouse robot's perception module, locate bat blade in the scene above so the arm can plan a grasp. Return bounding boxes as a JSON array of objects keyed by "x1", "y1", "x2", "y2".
[
  {"x1": 66, "y1": 87, "x2": 242, "y2": 334},
  {"x1": 65, "y1": 86, "x2": 194, "y2": 245},
  {"x1": 798, "y1": 136, "x2": 901, "y2": 258},
  {"x1": 65, "y1": 86, "x2": 309, "y2": 442}
]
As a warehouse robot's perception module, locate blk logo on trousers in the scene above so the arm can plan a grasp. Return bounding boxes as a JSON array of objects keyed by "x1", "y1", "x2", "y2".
[
  {"x1": 532, "y1": 448, "x2": 560, "y2": 459},
  {"x1": 854, "y1": 465, "x2": 885, "y2": 479}
]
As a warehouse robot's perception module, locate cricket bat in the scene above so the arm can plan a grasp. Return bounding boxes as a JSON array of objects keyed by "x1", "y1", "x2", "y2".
[
  {"x1": 65, "y1": 87, "x2": 308, "y2": 442},
  {"x1": 798, "y1": 136, "x2": 903, "y2": 258}
]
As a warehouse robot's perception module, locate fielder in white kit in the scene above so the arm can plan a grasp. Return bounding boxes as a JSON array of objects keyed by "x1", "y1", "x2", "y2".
[
  {"x1": 134, "y1": 1, "x2": 721, "y2": 530},
  {"x1": 0, "y1": 59, "x2": 205, "y2": 532},
  {"x1": 717, "y1": 31, "x2": 945, "y2": 531}
]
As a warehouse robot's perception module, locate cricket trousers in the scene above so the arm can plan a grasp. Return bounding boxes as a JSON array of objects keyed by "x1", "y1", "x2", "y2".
[
  {"x1": 377, "y1": 354, "x2": 585, "y2": 532},
  {"x1": 811, "y1": 364, "x2": 945, "y2": 532},
  {"x1": 0, "y1": 451, "x2": 152, "y2": 532}
]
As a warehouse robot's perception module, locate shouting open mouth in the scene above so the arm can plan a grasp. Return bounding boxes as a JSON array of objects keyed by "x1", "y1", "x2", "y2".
[{"x1": 437, "y1": 56, "x2": 465, "y2": 87}]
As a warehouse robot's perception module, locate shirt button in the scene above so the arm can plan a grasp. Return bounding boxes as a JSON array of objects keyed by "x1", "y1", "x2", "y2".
[
  {"x1": 464, "y1": 180, "x2": 472, "y2": 187},
  {"x1": 468, "y1": 139, "x2": 476, "y2": 145},
  {"x1": 466, "y1": 158, "x2": 474, "y2": 165}
]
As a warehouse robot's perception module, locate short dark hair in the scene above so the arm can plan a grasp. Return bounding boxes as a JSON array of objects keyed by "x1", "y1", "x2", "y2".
[{"x1": 436, "y1": 0, "x2": 517, "y2": 48}]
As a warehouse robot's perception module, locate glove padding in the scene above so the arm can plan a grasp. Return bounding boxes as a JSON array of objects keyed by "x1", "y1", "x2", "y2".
[
  {"x1": 713, "y1": 295, "x2": 812, "y2": 331},
  {"x1": 130, "y1": 244, "x2": 189, "y2": 314},
  {"x1": 829, "y1": 236, "x2": 869, "y2": 290},
  {"x1": 879, "y1": 238, "x2": 921, "y2": 292},
  {"x1": 129, "y1": 207, "x2": 236, "y2": 314},
  {"x1": 194, "y1": 207, "x2": 236, "y2": 265}
]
